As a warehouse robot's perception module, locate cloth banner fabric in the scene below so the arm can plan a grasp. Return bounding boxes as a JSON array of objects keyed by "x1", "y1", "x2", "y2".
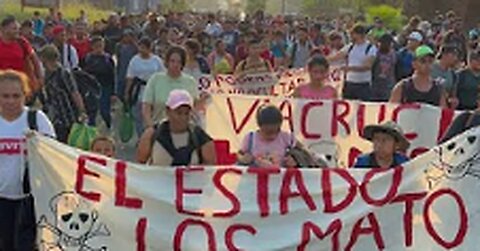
[
  {"x1": 29, "y1": 130, "x2": 480, "y2": 250},
  {"x1": 197, "y1": 67, "x2": 343, "y2": 97},
  {"x1": 205, "y1": 95, "x2": 457, "y2": 167}
]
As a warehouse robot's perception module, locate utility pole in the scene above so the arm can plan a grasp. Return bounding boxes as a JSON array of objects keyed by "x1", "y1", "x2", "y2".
[{"x1": 281, "y1": 0, "x2": 286, "y2": 14}]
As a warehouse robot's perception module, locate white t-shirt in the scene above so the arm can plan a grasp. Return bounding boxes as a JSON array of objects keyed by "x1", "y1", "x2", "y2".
[
  {"x1": 62, "y1": 44, "x2": 79, "y2": 70},
  {"x1": 343, "y1": 42, "x2": 377, "y2": 83},
  {"x1": 0, "y1": 108, "x2": 56, "y2": 199},
  {"x1": 126, "y1": 54, "x2": 165, "y2": 82}
]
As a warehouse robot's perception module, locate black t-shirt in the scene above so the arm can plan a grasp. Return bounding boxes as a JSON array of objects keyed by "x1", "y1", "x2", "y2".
[{"x1": 83, "y1": 53, "x2": 115, "y2": 92}]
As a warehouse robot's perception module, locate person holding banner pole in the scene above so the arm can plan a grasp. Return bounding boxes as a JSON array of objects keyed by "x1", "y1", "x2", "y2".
[
  {"x1": 292, "y1": 56, "x2": 338, "y2": 100},
  {"x1": 354, "y1": 121, "x2": 410, "y2": 168},
  {"x1": 137, "y1": 90, "x2": 216, "y2": 166},
  {"x1": 389, "y1": 45, "x2": 448, "y2": 107},
  {"x1": 237, "y1": 105, "x2": 299, "y2": 168},
  {"x1": 0, "y1": 70, "x2": 55, "y2": 251}
]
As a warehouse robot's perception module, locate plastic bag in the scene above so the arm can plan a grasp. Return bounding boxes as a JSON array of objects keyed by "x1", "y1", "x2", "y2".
[
  {"x1": 118, "y1": 106, "x2": 135, "y2": 143},
  {"x1": 67, "y1": 123, "x2": 97, "y2": 151}
]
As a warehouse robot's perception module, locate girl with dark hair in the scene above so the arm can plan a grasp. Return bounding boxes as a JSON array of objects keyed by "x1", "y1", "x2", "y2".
[
  {"x1": 293, "y1": 56, "x2": 337, "y2": 100},
  {"x1": 237, "y1": 105, "x2": 298, "y2": 168}
]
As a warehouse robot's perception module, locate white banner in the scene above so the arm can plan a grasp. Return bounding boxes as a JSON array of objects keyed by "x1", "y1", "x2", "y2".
[
  {"x1": 206, "y1": 95, "x2": 457, "y2": 167},
  {"x1": 197, "y1": 68, "x2": 343, "y2": 97},
  {"x1": 29, "y1": 129, "x2": 480, "y2": 250}
]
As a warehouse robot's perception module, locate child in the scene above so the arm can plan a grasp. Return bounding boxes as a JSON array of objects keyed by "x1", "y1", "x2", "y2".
[
  {"x1": 237, "y1": 105, "x2": 297, "y2": 167},
  {"x1": 354, "y1": 121, "x2": 409, "y2": 168},
  {"x1": 90, "y1": 136, "x2": 116, "y2": 158},
  {"x1": 292, "y1": 56, "x2": 338, "y2": 100}
]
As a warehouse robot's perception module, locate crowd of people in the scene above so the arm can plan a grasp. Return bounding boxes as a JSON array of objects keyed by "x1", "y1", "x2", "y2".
[{"x1": 1, "y1": 6, "x2": 480, "y2": 250}]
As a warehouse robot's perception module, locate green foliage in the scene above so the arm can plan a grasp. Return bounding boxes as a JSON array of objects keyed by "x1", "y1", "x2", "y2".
[
  {"x1": 162, "y1": 0, "x2": 191, "y2": 13},
  {"x1": 0, "y1": 0, "x2": 111, "y2": 23},
  {"x1": 366, "y1": 4, "x2": 405, "y2": 31},
  {"x1": 301, "y1": 0, "x2": 321, "y2": 16},
  {"x1": 246, "y1": 0, "x2": 267, "y2": 14}
]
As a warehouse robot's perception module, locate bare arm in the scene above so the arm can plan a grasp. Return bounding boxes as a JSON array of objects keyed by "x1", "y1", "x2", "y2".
[
  {"x1": 142, "y1": 103, "x2": 154, "y2": 128},
  {"x1": 71, "y1": 92, "x2": 86, "y2": 114},
  {"x1": 439, "y1": 89, "x2": 448, "y2": 108},
  {"x1": 201, "y1": 141, "x2": 217, "y2": 165},
  {"x1": 124, "y1": 77, "x2": 133, "y2": 101},
  {"x1": 389, "y1": 82, "x2": 404, "y2": 104},
  {"x1": 136, "y1": 127, "x2": 155, "y2": 164}
]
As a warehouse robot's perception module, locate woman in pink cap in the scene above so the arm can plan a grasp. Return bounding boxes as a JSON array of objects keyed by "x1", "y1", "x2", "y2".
[{"x1": 137, "y1": 89, "x2": 216, "y2": 166}]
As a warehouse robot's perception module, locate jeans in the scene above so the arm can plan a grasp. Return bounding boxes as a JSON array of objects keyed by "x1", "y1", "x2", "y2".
[
  {"x1": 99, "y1": 87, "x2": 112, "y2": 129},
  {"x1": 0, "y1": 196, "x2": 37, "y2": 251},
  {"x1": 342, "y1": 81, "x2": 371, "y2": 101}
]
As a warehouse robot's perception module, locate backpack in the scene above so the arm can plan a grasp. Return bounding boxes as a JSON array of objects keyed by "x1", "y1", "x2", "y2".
[
  {"x1": 285, "y1": 137, "x2": 328, "y2": 168},
  {"x1": 196, "y1": 56, "x2": 211, "y2": 74},
  {"x1": 290, "y1": 41, "x2": 312, "y2": 67},
  {"x1": 70, "y1": 68, "x2": 102, "y2": 118},
  {"x1": 344, "y1": 43, "x2": 374, "y2": 79},
  {"x1": 152, "y1": 122, "x2": 203, "y2": 166}
]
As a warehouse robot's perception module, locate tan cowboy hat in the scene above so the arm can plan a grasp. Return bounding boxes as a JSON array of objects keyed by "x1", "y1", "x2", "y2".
[{"x1": 363, "y1": 121, "x2": 410, "y2": 151}]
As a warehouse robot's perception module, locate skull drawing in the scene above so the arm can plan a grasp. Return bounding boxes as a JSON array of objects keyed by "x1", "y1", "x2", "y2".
[
  {"x1": 425, "y1": 131, "x2": 480, "y2": 189},
  {"x1": 38, "y1": 192, "x2": 110, "y2": 251},
  {"x1": 308, "y1": 140, "x2": 342, "y2": 168}
]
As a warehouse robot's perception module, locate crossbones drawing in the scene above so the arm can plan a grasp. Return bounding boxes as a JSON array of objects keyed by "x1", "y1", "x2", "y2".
[
  {"x1": 425, "y1": 132, "x2": 480, "y2": 189},
  {"x1": 38, "y1": 192, "x2": 110, "y2": 251}
]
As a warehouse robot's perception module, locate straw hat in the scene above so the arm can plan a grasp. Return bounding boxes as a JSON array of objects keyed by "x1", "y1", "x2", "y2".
[{"x1": 363, "y1": 121, "x2": 410, "y2": 151}]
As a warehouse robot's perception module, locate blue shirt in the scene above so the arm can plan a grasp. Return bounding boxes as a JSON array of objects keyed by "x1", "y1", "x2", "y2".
[
  {"x1": 396, "y1": 48, "x2": 414, "y2": 80},
  {"x1": 33, "y1": 19, "x2": 44, "y2": 36},
  {"x1": 353, "y1": 153, "x2": 409, "y2": 168}
]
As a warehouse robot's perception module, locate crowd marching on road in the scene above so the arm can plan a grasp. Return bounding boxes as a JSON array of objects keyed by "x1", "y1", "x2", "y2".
[{"x1": 1, "y1": 7, "x2": 480, "y2": 250}]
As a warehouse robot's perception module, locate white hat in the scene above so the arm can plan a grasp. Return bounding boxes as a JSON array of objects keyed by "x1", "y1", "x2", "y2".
[
  {"x1": 166, "y1": 89, "x2": 193, "y2": 110},
  {"x1": 408, "y1": 31, "x2": 423, "y2": 42}
]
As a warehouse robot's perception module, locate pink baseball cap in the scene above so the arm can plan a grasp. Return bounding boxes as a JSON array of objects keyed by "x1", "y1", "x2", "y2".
[{"x1": 166, "y1": 89, "x2": 193, "y2": 109}]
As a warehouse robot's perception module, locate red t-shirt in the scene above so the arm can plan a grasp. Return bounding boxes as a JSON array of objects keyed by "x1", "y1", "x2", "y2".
[
  {"x1": 260, "y1": 50, "x2": 274, "y2": 68},
  {"x1": 0, "y1": 37, "x2": 34, "y2": 72},
  {"x1": 69, "y1": 38, "x2": 90, "y2": 61}
]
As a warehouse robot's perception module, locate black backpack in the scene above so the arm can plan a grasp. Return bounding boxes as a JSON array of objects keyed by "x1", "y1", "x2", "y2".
[
  {"x1": 151, "y1": 121, "x2": 203, "y2": 166},
  {"x1": 70, "y1": 68, "x2": 102, "y2": 118}
]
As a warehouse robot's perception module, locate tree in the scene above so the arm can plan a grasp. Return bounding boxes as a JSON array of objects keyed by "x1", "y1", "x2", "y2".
[{"x1": 246, "y1": 0, "x2": 267, "y2": 13}]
